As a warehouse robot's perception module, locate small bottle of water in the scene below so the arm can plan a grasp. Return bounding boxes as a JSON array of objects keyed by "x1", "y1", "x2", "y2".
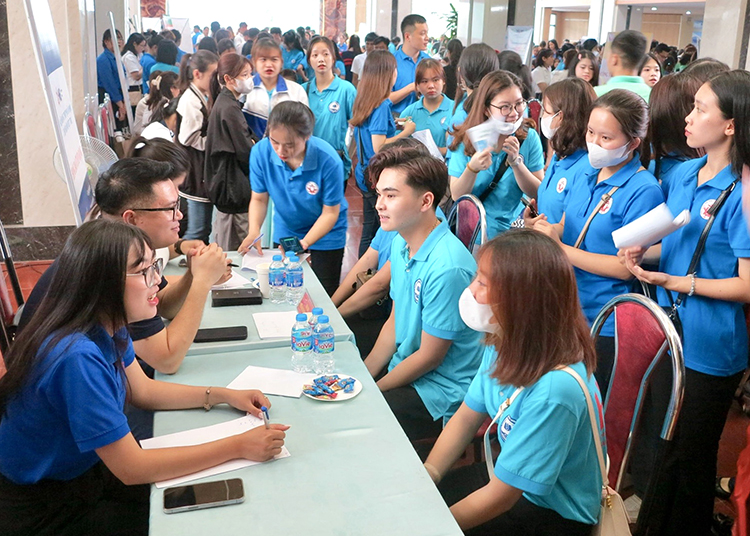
[
  {"x1": 269, "y1": 254, "x2": 286, "y2": 304},
  {"x1": 285, "y1": 255, "x2": 305, "y2": 305},
  {"x1": 283, "y1": 251, "x2": 294, "y2": 266},
  {"x1": 291, "y1": 313, "x2": 313, "y2": 372},
  {"x1": 313, "y1": 315, "x2": 335, "y2": 374},
  {"x1": 308, "y1": 307, "x2": 323, "y2": 329}
]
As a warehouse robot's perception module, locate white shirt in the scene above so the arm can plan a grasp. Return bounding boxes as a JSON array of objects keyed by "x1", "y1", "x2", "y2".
[
  {"x1": 132, "y1": 96, "x2": 151, "y2": 136},
  {"x1": 176, "y1": 84, "x2": 209, "y2": 150},
  {"x1": 234, "y1": 34, "x2": 246, "y2": 53},
  {"x1": 122, "y1": 51, "x2": 142, "y2": 87},
  {"x1": 531, "y1": 66, "x2": 552, "y2": 95},
  {"x1": 351, "y1": 52, "x2": 367, "y2": 77},
  {"x1": 141, "y1": 121, "x2": 174, "y2": 142}
]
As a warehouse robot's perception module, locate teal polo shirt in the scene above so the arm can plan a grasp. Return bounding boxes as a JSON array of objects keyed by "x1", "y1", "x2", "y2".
[
  {"x1": 354, "y1": 99, "x2": 396, "y2": 192},
  {"x1": 448, "y1": 128, "x2": 545, "y2": 238},
  {"x1": 658, "y1": 156, "x2": 750, "y2": 376},
  {"x1": 303, "y1": 76, "x2": 357, "y2": 178},
  {"x1": 282, "y1": 48, "x2": 305, "y2": 71},
  {"x1": 388, "y1": 220, "x2": 483, "y2": 422},
  {"x1": 392, "y1": 48, "x2": 432, "y2": 114},
  {"x1": 561, "y1": 155, "x2": 663, "y2": 335},
  {"x1": 537, "y1": 148, "x2": 590, "y2": 225},
  {"x1": 249, "y1": 136, "x2": 348, "y2": 250},
  {"x1": 594, "y1": 76, "x2": 651, "y2": 102},
  {"x1": 465, "y1": 347, "x2": 603, "y2": 525},
  {"x1": 400, "y1": 95, "x2": 454, "y2": 148}
]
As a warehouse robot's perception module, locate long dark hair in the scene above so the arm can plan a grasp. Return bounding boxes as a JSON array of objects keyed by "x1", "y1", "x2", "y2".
[
  {"x1": 209, "y1": 53, "x2": 251, "y2": 105},
  {"x1": 543, "y1": 78, "x2": 596, "y2": 158},
  {"x1": 178, "y1": 50, "x2": 219, "y2": 92},
  {"x1": 123, "y1": 32, "x2": 145, "y2": 56},
  {"x1": 497, "y1": 50, "x2": 533, "y2": 100},
  {"x1": 283, "y1": 30, "x2": 304, "y2": 53},
  {"x1": 567, "y1": 50, "x2": 600, "y2": 86},
  {"x1": 453, "y1": 43, "x2": 499, "y2": 115},
  {"x1": 145, "y1": 71, "x2": 179, "y2": 111},
  {"x1": 348, "y1": 34, "x2": 362, "y2": 55},
  {"x1": 708, "y1": 70, "x2": 750, "y2": 177},
  {"x1": 0, "y1": 220, "x2": 152, "y2": 416}
]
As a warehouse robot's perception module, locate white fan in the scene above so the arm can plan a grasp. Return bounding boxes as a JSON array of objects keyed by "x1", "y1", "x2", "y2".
[{"x1": 53, "y1": 135, "x2": 118, "y2": 190}]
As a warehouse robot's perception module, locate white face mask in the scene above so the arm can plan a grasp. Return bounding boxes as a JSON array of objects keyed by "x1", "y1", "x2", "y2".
[
  {"x1": 587, "y1": 141, "x2": 631, "y2": 169},
  {"x1": 492, "y1": 114, "x2": 524, "y2": 136},
  {"x1": 458, "y1": 288, "x2": 495, "y2": 333},
  {"x1": 540, "y1": 112, "x2": 560, "y2": 140},
  {"x1": 235, "y1": 77, "x2": 254, "y2": 95}
]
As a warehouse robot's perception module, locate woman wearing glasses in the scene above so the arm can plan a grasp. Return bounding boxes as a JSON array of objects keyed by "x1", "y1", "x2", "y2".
[
  {"x1": 448, "y1": 70, "x2": 544, "y2": 239},
  {"x1": 0, "y1": 220, "x2": 289, "y2": 536}
]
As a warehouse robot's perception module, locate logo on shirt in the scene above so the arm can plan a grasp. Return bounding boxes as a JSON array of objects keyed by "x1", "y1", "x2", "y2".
[
  {"x1": 700, "y1": 199, "x2": 716, "y2": 220},
  {"x1": 499, "y1": 415, "x2": 516, "y2": 441},
  {"x1": 305, "y1": 181, "x2": 320, "y2": 195},
  {"x1": 329, "y1": 101, "x2": 340, "y2": 113},
  {"x1": 414, "y1": 279, "x2": 422, "y2": 303},
  {"x1": 440, "y1": 116, "x2": 447, "y2": 125},
  {"x1": 556, "y1": 177, "x2": 567, "y2": 193},
  {"x1": 599, "y1": 197, "x2": 613, "y2": 215}
]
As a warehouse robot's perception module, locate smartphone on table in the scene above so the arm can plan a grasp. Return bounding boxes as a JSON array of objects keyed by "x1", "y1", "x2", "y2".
[{"x1": 163, "y1": 478, "x2": 245, "y2": 514}]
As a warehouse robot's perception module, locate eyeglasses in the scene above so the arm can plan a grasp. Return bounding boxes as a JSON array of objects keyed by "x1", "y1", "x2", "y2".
[
  {"x1": 126, "y1": 257, "x2": 164, "y2": 288},
  {"x1": 490, "y1": 100, "x2": 528, "y2": 116},
  {"x1": 130, "y1": 200, "x2": 180, "y2": 220}
]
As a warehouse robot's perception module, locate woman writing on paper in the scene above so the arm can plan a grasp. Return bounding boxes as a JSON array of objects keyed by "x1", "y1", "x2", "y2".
[
  {"x1": 424, "y1": 229, "x2": 603, "y2": 535},
  {"x1": 0, "y1": 220, "x2": 288, "y2": 535}
]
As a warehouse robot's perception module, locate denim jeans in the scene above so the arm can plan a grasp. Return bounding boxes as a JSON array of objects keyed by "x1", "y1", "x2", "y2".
[{"x1": 358, "y1": 189, "x2": 380, "y2": 257}]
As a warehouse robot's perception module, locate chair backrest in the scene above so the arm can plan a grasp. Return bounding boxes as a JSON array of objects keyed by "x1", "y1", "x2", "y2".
[
  {"x1": 98, "y1": 104, "x2": 110, "y2": 145},
  {"x1": 527, "y1": 98, "x2": 542, "y2": 127},
  {"x1": 82, "y1": 111, "x2": 99, "y2": 139},
  {"x1": 591, "y1": 293, "x2": 685, "y2": 490},
  {"x1": 447, "y1": 194, "x2": 488, "y2": 253}
]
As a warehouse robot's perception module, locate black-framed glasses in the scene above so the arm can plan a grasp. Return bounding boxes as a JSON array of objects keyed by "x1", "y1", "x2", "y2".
[
  {"x1": 490, "y1": 100, "x2": 528, "y2": 116},
  {"x1": 126, "y1": 257, "x2": 163, "y2": 287},
  {"x1": 130, "y1": 200, "x2": 180, "y2": 220}
]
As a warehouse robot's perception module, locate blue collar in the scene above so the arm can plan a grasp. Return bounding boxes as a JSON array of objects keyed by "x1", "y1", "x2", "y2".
[
  {"x1": 253, "y1": 73, "x2": 289, "y2": 93},
  {"x1": 691, "y1": 156, "x2": 738, "y2": 191},
  {"x1": 416, "y1": 95, "x2": 451, "y2": 114},
  {"x1": 309, "y1": 75, "x2": 341, "y2": 95},
  {"x1": 395, "y1": 48, "x2": 428, "y2": 65},
  {"x1": 271, "y1": 138, "x2": 318, "y2": 174},
  {"x1": 598, "y1": 153, "x2": 643, "y2": 187},
  {"x1": 89, "y1": 325, "x2": 129, "y2": 365},
  {"x1": 555, "y1": 148, "x2": 587, "y2": 171},
  {"x1": 399, "y1": 217, "x2": 449, "y2": 265}
]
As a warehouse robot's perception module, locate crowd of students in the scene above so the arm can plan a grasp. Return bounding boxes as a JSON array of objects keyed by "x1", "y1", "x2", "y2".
[{"x1": 1, "y1": 14, "x2": 749, "y2": 536}]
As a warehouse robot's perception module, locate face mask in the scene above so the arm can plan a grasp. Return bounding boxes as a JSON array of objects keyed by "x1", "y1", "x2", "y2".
[
  {"x1": 587, "y1": 141, "x2": 631, "y2": 169},
  {"x1": 458, "y1": 288, "x2": 495, "y2": 333},
  {"x1": 235, "y1": 77, "x2": 254, "y2": 94},
  {"x1": 492, "y1": 114, "x2": 524, "y2": 136},
  {"x1": 540, "y1": 112, "x2": 560, "y2": 139}
]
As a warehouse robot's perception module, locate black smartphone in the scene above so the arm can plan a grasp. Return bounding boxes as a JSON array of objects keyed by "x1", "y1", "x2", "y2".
[
  {"x1": 163, "y1": 478, "x2": 244, "y2": 514},
  {"x1": 520, "y1": 196, "x2": 539, "y2": 218},
  {"x1": 279, "y1": 236, "x2": 304, "y2": 254},
  {"x1": 193, "y1": 326, "x2": 248, "y2": 343}
]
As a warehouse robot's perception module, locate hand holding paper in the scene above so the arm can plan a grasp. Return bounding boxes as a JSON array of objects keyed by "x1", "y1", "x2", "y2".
[{"x1": 612, "y1": 203, "x2": 690, "y2": 249}]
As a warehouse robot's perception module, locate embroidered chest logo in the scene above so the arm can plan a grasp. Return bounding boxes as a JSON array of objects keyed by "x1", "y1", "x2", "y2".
[
  {"x1": 556, "y1": 177, "x2": 567, "y2": 193},
  {"x1": 599, "y1": 197, "x2": 613, "y2": 215},
  {"x1": 499, "y1": 415, "x2": 516, "y2": 441},
  {"x1": 440, "y1": 116, "x2": 447, "y2": 125},
  {"x1": 700, "y1": 199, "x2": 716, "y2": 220},
  {"x1": 329, "y1": 101, "x2": 340, "y2": 113},
  {"x1": 305, "y1": 181, "x2": 320, "y2": 195},
  {"x1": 414, "y1": 279, "x2": 422, "y2": 303}
]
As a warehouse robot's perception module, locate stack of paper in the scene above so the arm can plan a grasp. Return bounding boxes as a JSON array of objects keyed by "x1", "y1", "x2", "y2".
[
  {"x1": 412, "y1": 129, "x2": 444, "y2": 160},
  {"x1": 212, "y1": 271, "x2": 253, "y2": 290},
  {"x1": 611, "y1": 203, "x2": 691, "y2": 249},
  {"x1": 252, "y1": 311, "x2": 299, "y2": 339},
  {"x1": 227, "y1": 365, "x2": 316, "y2": 398}
]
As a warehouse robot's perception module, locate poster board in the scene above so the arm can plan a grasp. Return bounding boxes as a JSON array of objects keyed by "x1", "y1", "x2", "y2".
[{"x1": 505, "y1": 26, "x2": 534, "y2": 66}]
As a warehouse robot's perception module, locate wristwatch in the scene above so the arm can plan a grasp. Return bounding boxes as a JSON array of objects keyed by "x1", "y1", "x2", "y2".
[
  {"x1": 174, "y1": 239, "x2": 185, "y2": 256},
  {"x1": 509, "y1": 154, "x2": 524, "y2": 168}
]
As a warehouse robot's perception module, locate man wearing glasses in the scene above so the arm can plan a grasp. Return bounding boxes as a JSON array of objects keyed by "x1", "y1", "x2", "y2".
[{"x1": 18, "y1": 159, "x2": 228, "y2": 437}]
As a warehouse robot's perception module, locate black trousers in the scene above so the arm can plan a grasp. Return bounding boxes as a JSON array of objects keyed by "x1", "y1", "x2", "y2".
[
  {"x1": 438, "y1": 463, "x2": 595, "y2": 536},
  {"x1": 309, "y1": 248, "x2": 344, "y2": 297},
  {"x1": 594, "y1": 335, "x2": 615, "y2": 401},
  {"x1": 0, "y1": 463, "x2": 149, "y2": 536},
  {"x1": 382, "y1": 383, "x2": 443, "y2": 443},
  {"x1": 358, "y1": 190, "x2": 380, "y2": 257},
  {"x1": 630, "y1": 362, "x2": 743, "y2": 535}
]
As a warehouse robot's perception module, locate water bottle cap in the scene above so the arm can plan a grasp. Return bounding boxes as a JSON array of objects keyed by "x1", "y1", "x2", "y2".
[
  {"x1": 286, "y1": 251, "x2": 294, "y2": 257},
  {"x1": 296, "y1": 313, "x2": 307, "y2": 321},
  {"x1": 290, "y1": 256, "x2": 300, "y2": 262},
  {"x1": 312, "y1": 307, "x2": 323, "y2": 315},
  {"x1": 318, "y1": 315, "x2": 329, "y2": 323},
  {"x1": 272, "y1": 254, "x2": 282, "y2": 261}
]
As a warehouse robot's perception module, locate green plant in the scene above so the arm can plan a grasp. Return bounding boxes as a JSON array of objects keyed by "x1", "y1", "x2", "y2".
[{"x1": 442, "y1": 3, "x2": 458, "y2": 40}]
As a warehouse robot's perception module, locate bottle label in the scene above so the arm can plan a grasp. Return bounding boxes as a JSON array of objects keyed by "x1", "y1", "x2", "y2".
[
  {"x1": 287, "y1": 270, "x2": 303, "y2": 289},
  {"x1": 270, "y1": 269, "x2": 285, "y2": 286},
  {"x1": 292, "y1": 330, "x2": 312, "y2": 352},
  {"x1": 314, "y1": 333, "x2": 334, "y2": 354}
]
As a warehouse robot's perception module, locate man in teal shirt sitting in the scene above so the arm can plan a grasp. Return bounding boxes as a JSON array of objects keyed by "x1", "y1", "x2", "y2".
[{"x1": 595, "y1": 30, "x2": 651, "y2": 102}]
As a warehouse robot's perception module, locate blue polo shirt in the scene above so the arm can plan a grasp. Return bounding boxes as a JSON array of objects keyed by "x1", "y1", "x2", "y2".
[
  {"x1": 392, "y1": 48, "x2": 432, "y2": 114},
  {"x1": 647, "y1": 153, "x2": 693, "y2": 196},
  {"x1": 151, "y1": 62, "x2": 180, "y2": 75},
  {"x1": 448, "y1": 128, "x2": 545, "y2": 238},
  {"x1": 0, "y1": 326, "x2": 134, "y2": 484},
  {"x1": 465, "y1": 348, "x2": 603, "y2": 525},
  {"x1": 370, "y1": 228, "x2": 398, "y2": 270},
  {"x1": 561, "y1": 155, "x2": 664, "y2": 335},
  {"x1": 96, "y1": 49, "x2": 124, "y2": 102},
  {"x1": 283, "y1": 48, "x2": 305, "y2": 71},
  {"x1": 141, "y1": 52, "x2": 156, "y2": 93},
  {"x1": 354, "y1": 99, "x2": 396, "y2": 192},
  {"x1": 250, "y1": 136, "x2": 348, "y2": 250},
  {"x1": 537, "y1": 149, "x2": 590, "y2": 224},
  {"x1": 303, "y1": 76, "x2": 357, "y2": 178},
  {"x1": 388, "y1": 220, "x2": 483, "y2": 421},
  {"x1": 657, "y1": 156, "x2": 750, "y2": 376},
  {"x1": 400, "y1": 95, "x2": 454, "y2": 149}
]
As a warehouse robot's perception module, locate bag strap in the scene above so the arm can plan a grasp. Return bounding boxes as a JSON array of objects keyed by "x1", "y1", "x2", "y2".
[
  {"x1": 558, "y1": 366, "x2": 608, "y2": 488},
  {"x1": 484, "y1": 386, "x2": 524, "y2": 479},
  {"x1": 574, "y1": 186, "x2": 619, "y2": 249},
  {"x1": 668, "y1": 177, "x2": 740, "y2": 313},
  {"x1": 477, "y1": 138, "x2": 525, "y2": 204}
]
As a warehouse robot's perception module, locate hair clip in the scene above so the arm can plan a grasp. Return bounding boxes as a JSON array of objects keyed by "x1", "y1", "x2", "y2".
[
  {"x1": 153, "y1": 75, "x2": 162, "y2": 90},
  {"x1": 134, "y1": 142, "x2": 146, "y2": 150}
]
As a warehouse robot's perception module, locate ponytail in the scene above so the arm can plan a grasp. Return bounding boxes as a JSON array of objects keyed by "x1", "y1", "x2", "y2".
[{"x1": 179, "y1": 49, "x2": 219, "y2": 92}]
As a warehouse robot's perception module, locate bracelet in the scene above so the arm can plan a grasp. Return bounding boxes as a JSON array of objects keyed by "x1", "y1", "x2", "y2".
[
  {"x1": 688, "y1": 273, "x2": 696, "y2": 297},
  {"x1": 466, "y1": 162, "x2": 480, "y2": 174},
  {"x1": 203, "y1": 387, "x2": 212, "y2": 411},
  {"x1": 174, "y1": 239, "x2": 185, "y2": 256}
]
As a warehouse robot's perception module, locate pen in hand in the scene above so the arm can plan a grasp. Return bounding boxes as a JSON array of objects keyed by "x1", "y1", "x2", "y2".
[{"x1": 261, "y1": 406, "x2": 270, "y2": 429}]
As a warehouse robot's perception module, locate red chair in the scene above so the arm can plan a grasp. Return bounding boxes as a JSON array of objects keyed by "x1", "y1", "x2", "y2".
[
  {"x1": 82, "y1": 111, "x2": 99, "y2": 139},
  {"x1": 591, "y1": 293, "x2": 685, "y2": 533},
  {"x1": 98, "y1": 104, "x2": 110, "y2": 145},
  {"x1": 447, "y1": 194, "x2": 488, "y2": 254},
  {"x1": 527, "y1": 98, "x2": 542, "y2": 128}
]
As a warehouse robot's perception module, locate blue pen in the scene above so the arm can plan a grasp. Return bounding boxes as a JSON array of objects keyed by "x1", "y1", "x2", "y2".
[
  {"x1": 249, "y1": 233, "x2": 264, "y2": 249},
  {"x1": 261, "y1": 406, "x2": 270, "y2": 429}
]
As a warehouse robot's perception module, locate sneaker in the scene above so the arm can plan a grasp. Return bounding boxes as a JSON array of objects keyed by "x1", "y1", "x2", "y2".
[{"x1": 623, "y1": 494, "x2": 642, "y2": 524}]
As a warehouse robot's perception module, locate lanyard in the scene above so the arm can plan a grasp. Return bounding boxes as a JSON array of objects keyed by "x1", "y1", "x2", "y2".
[{"x1": 484, "y1": 387, "x2": 524, "y2": 479}]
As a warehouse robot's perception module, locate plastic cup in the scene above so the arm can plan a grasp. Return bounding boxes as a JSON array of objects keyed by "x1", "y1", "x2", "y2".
[{"x1": 256, "y1": 262, "x2": 271, "y2": 298}]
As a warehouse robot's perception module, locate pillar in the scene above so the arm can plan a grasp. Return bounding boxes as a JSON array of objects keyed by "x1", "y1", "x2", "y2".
[{"x1": 700, "y1": 0, "x2": 749, "y2": 69}]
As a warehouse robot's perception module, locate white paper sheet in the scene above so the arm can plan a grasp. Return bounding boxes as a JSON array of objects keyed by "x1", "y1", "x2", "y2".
[
  {"x1": 252, "y1": 311, "x2": 300, "y2": 339},
  {"x1": 211, "y1": 271, "x2": 253, "y2": 290},
  {"x1": 611, "y1": 203, "x2": 691, "y2": 249},
  {"x1": 241, "y1": 250, "x2": 310, "y2": 271},
  {"x1": 227, "y1": 365, "x2": 316, "y2": 398},
  {"x1": 412, "y1": 129, "x2": 444, "y2": 160},
  {"x1": 140, "y1": 415, "x2": 290, "y2": 488}
]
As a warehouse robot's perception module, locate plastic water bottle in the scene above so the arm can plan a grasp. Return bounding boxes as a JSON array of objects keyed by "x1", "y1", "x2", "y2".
[
  {"x1": 308, "y1": 307, "x2": 323, "y2": 329},
  {"x1": 283, "y1": 251, "x2": 294, "y2": 266},
  {"x1": 291, "y1": 313, "x2": 313, "y2": 372},
  {"x1": 269, "y1": 254, "x2": 286, "y2": 304},
  {"x1": 285, "y1": 255, "x2": 305, "y2": 305},
  {"x1": 313, "y1": 315, "x2": 335, "y2": 374}
]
